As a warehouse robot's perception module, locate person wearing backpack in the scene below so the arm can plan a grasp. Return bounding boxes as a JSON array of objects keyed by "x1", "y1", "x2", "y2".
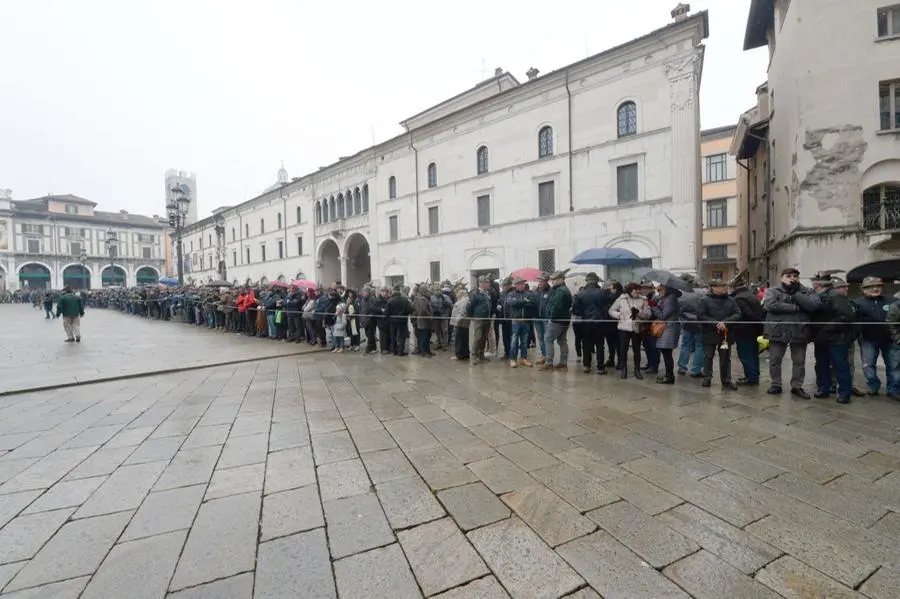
[{"x1": 730, "y1": 277, "x2": 764, "y2": 386}]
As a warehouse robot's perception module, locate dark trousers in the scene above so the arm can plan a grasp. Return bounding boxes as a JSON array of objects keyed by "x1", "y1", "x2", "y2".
[
  {"x1": 365, "y1": 321, "x2": 379, "y2": 352},
  {"x1": 315, "y1": 321, "x2": 327, "y2": 346},
  {"x1": 642, "y1": 333, "x2": 659, "y2": 371},
  {"x1": 735, "y1": 338, "x2": 760, "y2": 382},
  {"x1": 288, "y1": 315, "x2": 302, "y2": 341},
  {"x1": 603, "y1": 324, "x2": 618, "y2": 365},
  {"x1": 581, "y1": 323, "x2": 605, "y2": 370},
  {"x1": 390, "y1": 320, "x2": 408, "y2": 355},
  {"x1": 501, "y1": 320, "x2": 511, "y2": 357},
  {"x1": 815, "y1": 343, "x2": 851, "y2": 399},
  {"x1": 573, "y1": 321, "x2": 585, "y2": 357},
  {"x1": 454, "y1": 325, "x2": 470, "y2": 359},
  {"x1": 659, "y1": 348, "x2": 675, "y2": 378},
  {"x1": 618, "y1": 331, "x2": 641, "y2": 371},
  {"x1": 703, "y1": 343, "x2": 733, "y2": 383},
  {"x1": 417, "y1": 328, "x2": 432, "y2": 355}
]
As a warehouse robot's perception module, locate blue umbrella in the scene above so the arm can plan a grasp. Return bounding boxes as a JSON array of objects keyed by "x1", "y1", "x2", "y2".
[
  {"x1": 571, "y1": 248, "x2": 644, "y2": 266},
  {"x1": 159, "y1": 277, "x2": 179, "y2": 286}
]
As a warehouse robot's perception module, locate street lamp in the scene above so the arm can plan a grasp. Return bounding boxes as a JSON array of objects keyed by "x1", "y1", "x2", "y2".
[
  {"x1": 105, "y1": 229, "x2": 118, "y2": 287},
  {"x1": 79, "y1": 248, "x2": 88, "y2": 289},
  {"x1": 167, "y1": 184, "x2": 192, "y2": 286},
  {"x1": 214, "y1": 214, "x2": 226, "y2": 281}
]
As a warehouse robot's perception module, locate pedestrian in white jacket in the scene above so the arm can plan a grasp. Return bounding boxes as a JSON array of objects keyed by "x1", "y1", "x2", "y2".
[{"x1": 608, "y1": 283, "x2": 651, "y2": 379}]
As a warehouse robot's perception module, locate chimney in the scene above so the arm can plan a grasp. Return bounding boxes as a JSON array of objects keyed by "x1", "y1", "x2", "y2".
[
  {"x1": 526, "y1": 67, "x2": 540, "y2": 80},
  {"x1": 671, "y1": 2, "x2": 690, "y2": 21},
  {"x1": 119, "y1": 209, "x2": 128, "y2": 220},
  {"x1": 494, "y1": 67, "x2": 503, "y2": 77}
]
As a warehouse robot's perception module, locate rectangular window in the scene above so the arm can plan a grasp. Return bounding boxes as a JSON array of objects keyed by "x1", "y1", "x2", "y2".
[
  {"x1": 430, "y1": 261, "x2": 441, "y2": 282},
  {"x1": 137, "y1": 233, "x2": 154, "y2": 243},
  {"x1": 142, "y1": 246, "x2": 152, "y2": 259},
  {"x1": 706, "y1": 199, "x2": 728, "y2": 228},
  {"x1": 245, "y1": 247, "x2": 251, "y2": 264},
  {"x1": 476, "y1": 195, "x2": 491, "y2": 227},
  {"x1": 232, "y1": 227, "x2": 236, "y2": 241},
  {"x1": 879, "y1": 79, "x2": 900, "y2": 130},
  {"x1": 386, "y1": 275, "x2": 405, "y2": 288},
  {"x1": 296, "y1": 206, "x2": 302, "y2": 223},
  {"x1": 199, "y1": 236, "x2": 204, "y2": 249},
  {"x1": 200, "y1": 255, "x2": 205, "y2": 270},
  {"x1": 70, "y1": 241, "x2": 82, "y2": 256},
  {"x1": 65, "y1": 204, "x2": 77, "y2": 214},
  {"x1": 877, "y1": 5, "x2": 900, "y2": 37},
  {"x1": 278, "y1": 240, "x2": 284, "y2": 259},
  {"x1": 261, "y1": 245, "x2": 267, "y2": 262},
  {"x1": 705, "y1": 153, "x2": 727, "y2": 182},
  {"x1": 538, "y1": 249, "x2": 556, "y2": 274},
  {"x1": 23, "y1": 224, "x2": 43, "y2": 234},
  {"x1": 297, "y1": 236, "x2": 304, "y2": 256},
  {"x1": 64, "y1": 227, "x2": 85, "y2": 237},
  {"x1": 428, "y1": 206, "x2": 440, "y2": 235},
  {"x1": 389, "y1": 215, "x2": 399, "y2": 241},
  {"x1": 233, "y1": 250, "x2": 237, "y2": 266},
  {"x1": 245, "y1": 224, "x2": 249, "y2": 238},
  {"x1": 706, "y1": 244, "x2": 728, "y2": 259},
  {"x1": 616, "y1": 164, "x2": 639, "y2": 204},
  {"x1": 711, "y1": 270, "x2": 724, "y2": 280},
  {"x1": 260, "y1": 219, "x2": 265, "y2": 234},
  {"x1": 538, "y1": 181, "x2": 555, "y2": 216}
]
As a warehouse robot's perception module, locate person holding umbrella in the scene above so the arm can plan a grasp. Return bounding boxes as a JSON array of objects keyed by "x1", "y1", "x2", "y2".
[{"x1": 697, "y1": 278, "x2": 742, "y2": 390}]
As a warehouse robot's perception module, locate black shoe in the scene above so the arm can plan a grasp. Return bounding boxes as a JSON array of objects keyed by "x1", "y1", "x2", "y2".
[
  {"x1": 888, "y1": 394, "x2": 900, "y2": 402},
  {"x1": 634, "y1": 370, "x2": 644, "y2": 380},
  {"x1": 737, "y1": 378, "x2": 759, "y2": 386},
  {"x1": 677, "y1": 369, "x2": 687, "y2": 376},
  {"x1": 648, "y1": 368, "x2": 659, "y2": 375},
  {"x1": 620, "y1": 370, "x2": 628, "y2": 379},
  {"x1": 837, "y1": 396, "x2": 852, "y2": 404},
  {"x1": 597, "y1": 368, "x2": 607, "y2": 376},
  {"x1": 814, "y1": 392, "x2": 830, "y2": 399},
  {"x1": 722, "y1": 381, "x2": 738, "y2": 391},
  {"x1": 656, "y1": 376, "x2": 675, "y2": 385},
  {"x1": 791, "y1": 388, "x2": 811, "y2": 400},
  {"x1": 605, "y1": 360, "x2": 615, "y2": 368},
  {"x1": 75, "y1": 337, "x2": 81, "y2": 343},
  {"x1": 640, "y1": 364, "x2": 649, "y2": 371},
  {"x1": 64, "y1": 338, "x2": 74, "y2": 343},
  {"x1": 701, "y1": 378, "x2": 712, "y2": 388},
  {"x1": 689, "y1": 372, "x2": 704, "y2": 378},
  {"x1": 767, "y1": 386, "x2": 783, "y2": 395}
]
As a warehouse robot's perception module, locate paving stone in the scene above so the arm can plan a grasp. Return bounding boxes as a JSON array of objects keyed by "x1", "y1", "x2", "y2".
[
  {"x1": 124, "y1": 436, "x2": 185, "y2": 465},
  {"x1": 169, "y1": 492, "x2": 261, "y2": 590},
  {"x1": 181, "y1": 424, "x2": 230, "y2": 450},
  {"x1": 261, "y1": 485, "x2": 324, "y2": 541},
  {"x1": 317, "y1": 458, "x2": 371, "y2": 501},
  {"x1": 6, "y1": 510, "x2": 132, "y2": 592},
  {"x1": 407, "y1": 446, "x2": 478, "y2": 490},
  {"x1": 554, "y1": 447, "x2": 623, "y2": 481},
  {"x1": 619, "y1": 434, "x2": 723, "y2": 480},
  {"x1": 167, "y1": 572, "x2": 254, "y2": 599},
  {"x1": 205, "y1": 463, "x2": 265, "y2": 500},
  {"x1": 447, "y1": 441, "x2": 497, "y2": 464},
  {"x1": 765, "y1": 472, "x2": 889, "y2": 526},
  {"x1": 587, "y1": 500, "x2": 699, "y2": 568},
  {"x1": 0, "y1": 507, "x2": 73, "y2": 564},
  {"x1": 121, "y1": 484, "x2": 206, "y2": 541},
  {"x1": 423, "y1": 418, "x2": 478, "y2": 447},
  {"x1": 467, "y1": 455, "x2": 535, "y2": 494},
  {"x1": 63, "y1": 446, "x2": 134, "y2": 481},
  {"x1": 306, "y1": 410, "x2": 346, "y2": 435},
  {"x1": 349, "y1": 428, "x2": 397, "y2": 453},
  {"x1": 360, "y1": 448, "x2": 417, "y2": 484},
  {"x1": 664, "y1": 550, "x2": 782, "y2": 599},
  {"x1": 264, "y1": 446, "x2": 316, "y2": 495},
  {"x1": 502, "y1": 485, "x2": 596, "y2": 547},
  {"x1": 1, "y1": 576, "x2": 89, "y2": 598},
  {"x1": 430, "y1": 576, "x2": 510, "y2": 599},
  {"x1": 80, "y1": 530, "x2": 186, "y2": 599},
  {"x1": 530, "y1": 463, "x2": 620, "y2": 512},
  {"x1": 860, "y1": 564, "x2": 900, "y2": 599},
  {"x1": 516, "y1": 425, "x2": 577, "y2": 453},
  {"x1": 22, "y1": 475, "x2": 106, "y2": 514},
  {"x1": 870, "y1": 511, "x2": 900, "y2": 540},
  {"x1": 0, "y1": 562, "x2": 25, "y2": 590},
  {"x1": 323, "y1": 492, "x2": 394, "y2": 559},
  {"x1": 103, "y1": 425, "x2": 154, "y2": 449},
  {"x1": 655, "y1": 503, "x2": 782, "y2": 575},
  {"x1": 697, "y1": 447, "x2": 785, "y2": 483},
  {"x1": 376, "y1": 476, "x2": 446, "y2": 530},
  {"x1": 408, "y1": 404, "x2": 448, "y2": 423},
  {"x1": 0, "y1": 458, "x2": 39, "y2": 486},
  {"x1": 467, "y1": 517, "x2": 584, "y2": 599},
  {"x1": 153, "y1": 446, "x2": 221, "y2": 491},
  {"x1": 334, "y1": 543, "x2": 421, "y2": 599},
  {"x1": 217, "y1": 432, "x2": 268, "y2": 469},
  {"x1": 755, "y1": 555, "x2": 864, "y2": 599},
  {"x1": 570, "y1": 432, "x2": 645, "y2": 465},
  {"x1": 384, "y1": 418, "x2": 440, "y2": 452},
  {"x1": 311, "y1": 430, "x2": 358, "y2": 465},
  {"x1": 468, "y1": 423, "x2": 522, "y2": 447},
  {"x1": 488, "y1": 410, "x2": 532, "y2": 430},
  {"x1": 255, "y1": 529, "x2": 336, "y2": 599},
  {"x1": 714, "y1": 437, "x2": 843, "y2": 484},
  {"x1": 74, "y1": 460, "x2": 167, "y2": 518},
  {"x1": 268, "y1": 420, "x2": 311, "y2": 452},
  {"x1": 398, "y1": 518, "x2": 488, "y2": 595},
  {"x1": 495, "y1": 441, "x2": 560, "y2": 472},
  {"x1": 437, "y1": 482, "x2": 511, "y2": 531},
  {"x1": 1, "y1": 446, "x2": 97, "y2": 494}
]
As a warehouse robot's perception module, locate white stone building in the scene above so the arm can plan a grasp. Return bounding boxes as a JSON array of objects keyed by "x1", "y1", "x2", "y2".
[
  {"x1": 733, "y1": 0, "x2": 900, "y2": 281},
  {"x1": 179, "y1": 9, "x2": 709, "y2": 289},
  {"x1": 0, "y1": 193, "x2": 168, "y2": 291}
]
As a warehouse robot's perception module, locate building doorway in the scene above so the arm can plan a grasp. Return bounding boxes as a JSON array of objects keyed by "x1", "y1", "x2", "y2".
[
  {"x1": 63, "y1": 264, "x2": 92, "y2": 290},
  {"x1": 470, "y1": 268, "x2": 500, "y2": 290}
]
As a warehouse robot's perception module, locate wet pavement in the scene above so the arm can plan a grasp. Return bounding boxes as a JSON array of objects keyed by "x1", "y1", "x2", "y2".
[{"x1": 0, "y1": 306, "x2": 899, "y2": 597}]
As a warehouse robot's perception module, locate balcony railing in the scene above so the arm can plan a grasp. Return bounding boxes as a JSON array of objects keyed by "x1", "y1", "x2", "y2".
[
  {"x1": 863, "y1": 187, "x2": 900, "y2": 232},
  {"x1": 315, "y1": 212, "x2": 369, "y2": 236}
]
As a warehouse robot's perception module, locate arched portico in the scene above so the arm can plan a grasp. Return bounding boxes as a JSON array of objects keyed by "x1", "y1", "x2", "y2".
[
  {"x1": 62, "y1": 264, "x2": 92, "y2": 290},
  {"x1": 17, "y1": 262, "x2": 51, "y2": 290},
  {"x1": 101, "y1": 265, "x2": 127, "y2": 287},
  {"x1": 135, "y1": 266, "x2": 160, "y2": 285},
  {"x1": 0, "y1": 265, "x2": 6, "y2": 291},
  {"x1": 468, "y1": 250, "x2": 501, "y2": 289},
  {"x1": 344, "y1": 233, "x2": 371, "y2": 290},
  {"x1": 318, "y1": 238, "x2": 341, "y2": 287}
]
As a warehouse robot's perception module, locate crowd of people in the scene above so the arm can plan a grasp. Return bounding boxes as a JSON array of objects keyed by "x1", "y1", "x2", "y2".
[{"x1": 9, "y1": 266, "x2": 900, "y2": 404}]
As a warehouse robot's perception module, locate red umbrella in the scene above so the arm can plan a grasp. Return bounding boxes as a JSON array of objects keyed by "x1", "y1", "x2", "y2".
[
  {"x1": 269, "y1": 281, "x2": 290, "y2": 289},
  {"x1": 290, "y1": 279, "x2": 317, "y2": 291},
  {"x1": 509, "y1": 267, "x2": 543, "y2": 281}
]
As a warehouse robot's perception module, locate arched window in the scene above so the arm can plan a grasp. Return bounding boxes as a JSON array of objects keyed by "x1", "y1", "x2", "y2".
[
  {"x1": 427, "y1": 163, "x2": 438, "y2": 188},
  {"x1": 354, "y1": 188, "x2": 362, "y2": 214},
  {"x1": 208, "y1": 234, "x2": 212, "y2": 247},
  {"x1": 476, "y1": 146, "x2": 489, "y2": 174},
  {"x1": 362, "y1": 184, "x2": 369, "y2": 212},
  {"x1": 245, "y1": 223, "x2": 249, "y2": 238},
  {"x1": 277, "y1": 212, "x2": 282, "y2": 229},
  {"x1": 329, "y1": 196, "x2": 336, "y2": 221},
  {"x1": 346, "y1": 190, "x2": 354, "y2": 216},
  {"x1": 337, "y1": 193, "x2": 345, "y2": 219},
  {"x1": 260, "y1": 218, "x2": 265, "y2": 234},
  {"x1": 538, "y1": 126, "x2": 554, "y2": 158},
  {"x1": 862, "y1": 183, "x2": 900, "y2": 231},
  {"x1": 388, "y1": 176, "x2": 397, "y2": 199},
  {"x1": 231, "y1": 227, "x2": 236, "y2": 241},
  {"x1": 617, "y1": 101, "x2": 637, "y2": 138},
  {"x1": 315, "y1": 201, "x2": 322, "y2": 225}
]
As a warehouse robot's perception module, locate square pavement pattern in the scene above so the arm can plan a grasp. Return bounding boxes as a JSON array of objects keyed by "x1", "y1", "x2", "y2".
[{"x1": 0, "y1": 306, "x2": 899, "y2": 597}]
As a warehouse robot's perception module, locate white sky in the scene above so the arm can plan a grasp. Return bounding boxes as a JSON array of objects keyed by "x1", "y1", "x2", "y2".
[{"x1": 0, "y1": 0, "x2": 768, "y2": 218}]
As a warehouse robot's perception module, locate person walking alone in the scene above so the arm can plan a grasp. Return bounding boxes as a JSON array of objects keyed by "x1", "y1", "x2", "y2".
[{"x1": 56, "y1": 286, "x2": 85, "y2": 343}]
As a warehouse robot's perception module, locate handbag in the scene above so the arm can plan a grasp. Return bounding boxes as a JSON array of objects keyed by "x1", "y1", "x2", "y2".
[{"x1": 650, "y1": 320, "x2": 666, "y2": 338}]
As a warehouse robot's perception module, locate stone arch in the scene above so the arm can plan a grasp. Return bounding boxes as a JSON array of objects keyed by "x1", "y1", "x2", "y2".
[
  {"x1": 344, "y1": 232, "x2": 371, "y2": 289},
  {"x1": 277, "y1": 274, "x2": 286, "y2": 283},
  {"x1": 62, "y1": 263, "x2": 92, "y2": 290},
  {"x1": 17, "y1": 262, "x2": 52, "y2": 290},
  {"x1": 468, "y1": 250, "x2": 502, "y2": 271},
  {"x1": 135, "y1": 265, "x2": 160, "y2": 285},
  {"x1": 101, "y1": 265, "x2": 127, "y2": 287},
  {"x1": 859, "y1": 159, "x2": 900, "y2": 191},
  {"x1": 259, "y1": 275, "x2": 269, "y2": 286},
  {"x1": 0, "y1": 264, "x2": 6, "y2": 291},
  {"x1": 317, "y1": 238, "x2": 341, "y2": 287},
  {"x1": 602, "y1": 234, "x2": 658, "y2": 283}
]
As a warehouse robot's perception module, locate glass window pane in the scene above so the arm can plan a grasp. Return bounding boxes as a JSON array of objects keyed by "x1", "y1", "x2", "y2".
[
  {"x1": 878, "y1": 9, "x2": 889, "y2": 36},
  {"x1": 477, "y1": 195, "x2": 490, "y2": 227},
  {"x1": 881, "y1": 83, "x2": 892, "y2": 130},
  {"x1": 617, "y1": 164, "x2": 638, "y2": 204},
  {"x1": 538, "y1": 182, "x2": 555, "y2": 216},
  {"x1": 892, "y1": 8, "x2": 900, "y2": 35}
]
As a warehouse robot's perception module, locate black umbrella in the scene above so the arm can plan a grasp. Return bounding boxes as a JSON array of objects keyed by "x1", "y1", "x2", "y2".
[
  {"x1": 641, "y1": 269, "x2": 677, "y2": 282},
  {"x1": 662, "y1": 276, "x2": 693, "y2": 293},
  {"x1": 205, "y1": 280, "x2": 233, "y2": 287},
  {"x1": 846, "y1": 260, "x2": 899, "y2": 283}
]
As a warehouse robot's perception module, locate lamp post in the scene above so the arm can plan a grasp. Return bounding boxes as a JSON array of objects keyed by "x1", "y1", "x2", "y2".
[
  {"x1": 104, "y1": 229, "x2": 118, "y2": 287},
  {"x1": 214, "y1": 214, "x2": 226, "y2": 282},
  {"x1": 167, "y1": 184, "x2": 192, "y2": 286},
  {"x1": 79, "y1": 248, "x2": 88, "y2": 289}
]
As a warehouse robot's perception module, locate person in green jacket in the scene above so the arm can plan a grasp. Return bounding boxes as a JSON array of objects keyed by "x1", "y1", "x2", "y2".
[
  {"x1": 55, "y1": 286, "x2": 85, "y2": 342},
  {"x1": 539, "y1": 269, "x2": 573, "y2": 371}
]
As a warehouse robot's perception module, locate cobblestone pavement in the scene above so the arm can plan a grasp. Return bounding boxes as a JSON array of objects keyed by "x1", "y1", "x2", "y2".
[
  {"x1": 1, "y1": 317, "x2": 900, "y2": 597},
  {"x1": 0, "y1": 305, "x2": 315, "y2": 395}
]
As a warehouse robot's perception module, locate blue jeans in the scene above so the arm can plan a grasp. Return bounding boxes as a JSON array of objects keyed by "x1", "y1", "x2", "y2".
[
  {"x1": 735, "y1": 338, "x2": 760, "y2": 382},
  {"x1": 815, "y1": 343, "x2": 852, "y2": 399},
  {"x1": 417, "y1": 328, "x2": 431, "y2": 355},
  {"x1": 859, "y1": 339, "x2": 900, "y2": 395},
  {"x1": 266, "y1": 312, "x2": 277, "y2": 338},
  {"x1": 677, "y1": 328, "x2": 703, "y2": 374},
  {"x1": 509, "y1": 322, "x2": 530, "y2": 361},
  {"x1": 533, "y1": 321, "x2": 547, "y2": 357},
  {"x1": 543, "y1": 321, "x2": 569, "y2": 364}
]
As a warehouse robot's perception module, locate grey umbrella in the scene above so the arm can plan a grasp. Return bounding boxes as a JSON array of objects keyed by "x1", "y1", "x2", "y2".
[{"x1": 662, "y1": 276, "x2": 693, "y2": 293}]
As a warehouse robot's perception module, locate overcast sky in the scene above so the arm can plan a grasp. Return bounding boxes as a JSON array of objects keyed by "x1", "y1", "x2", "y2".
[{"x1": 1, "y1": 0, "x2": 768, "y2": 219}]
